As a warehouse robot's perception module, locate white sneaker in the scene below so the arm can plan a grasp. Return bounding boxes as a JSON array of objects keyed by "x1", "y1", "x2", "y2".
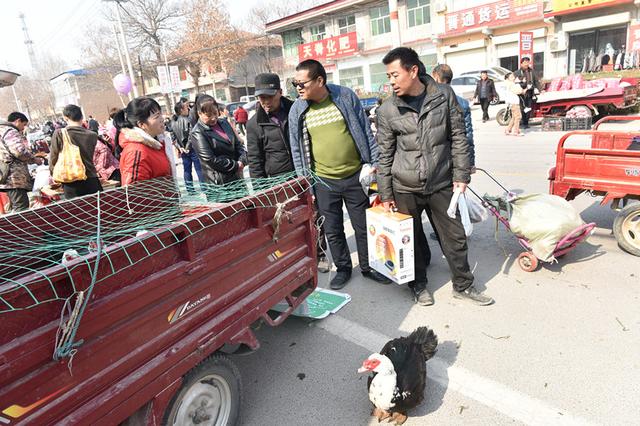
[{"x1": 524, "y1": 107, "x2": 532, "y2": 113}]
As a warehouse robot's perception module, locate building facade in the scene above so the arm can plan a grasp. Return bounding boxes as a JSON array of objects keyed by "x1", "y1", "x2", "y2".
[
  {"x1": 50, "y1": 69, "x2": 124, "y2": 122},
  {"x1": 266, "y1": 0, "x2": 640, "y2": 93}
]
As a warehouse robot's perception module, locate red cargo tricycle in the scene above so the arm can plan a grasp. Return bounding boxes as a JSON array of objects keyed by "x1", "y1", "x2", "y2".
[{"x1": 549, "y1": 115, "x2": 640, "y2": 256}]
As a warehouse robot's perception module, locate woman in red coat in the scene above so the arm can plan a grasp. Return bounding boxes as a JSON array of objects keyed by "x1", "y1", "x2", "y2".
[{"x1": 113, "y1": 97, "x2": 176, "y2": 185}]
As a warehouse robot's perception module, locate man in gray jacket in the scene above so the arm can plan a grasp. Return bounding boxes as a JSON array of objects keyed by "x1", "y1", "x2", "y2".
[
  {"x1": 289, "y1": 59, "x2": 390, "y2": 290},
  {"x1": 376, "y1": 47, "x2": 493, "y2": 306}
]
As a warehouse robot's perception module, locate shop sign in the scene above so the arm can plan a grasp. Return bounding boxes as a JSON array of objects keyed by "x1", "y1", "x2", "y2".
[
  {"x1": 298, "y1": 32, "x2": 358, "y2": 62},
  {"x1": 628, "y1": 23, "x2": 640, "y2": 51},
  {"x1": 519, "y1": 31, "x2": 534, "y2": 65},
  {"x1": 443, "y1": 0, "x2": 542, "y2": 36},
  {"x1": 546, "y1": 0, "x2": 634, "y2": 17}
]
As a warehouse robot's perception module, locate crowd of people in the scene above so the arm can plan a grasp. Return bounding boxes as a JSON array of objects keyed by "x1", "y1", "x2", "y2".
[{"x1": 0, "y1": 46, "x2": 536, "y2": 307}]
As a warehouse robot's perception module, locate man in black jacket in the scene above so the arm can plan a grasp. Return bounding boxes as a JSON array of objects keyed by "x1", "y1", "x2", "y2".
[
  {"x1": 473, "y1": 71, "x2": 497, "y2": 122},
  {"x1": 513, "y1": 57, "x2": 541, "y2": 129},
  {"x1": 172, "y1": 100, "x2": 203, "y2": 193},
  {"x1": 246, "y1": 73, "x2": 330, "y2": 273},
  {"x1": 376, "y1": 47, "x2": 493, "y2": 307}
]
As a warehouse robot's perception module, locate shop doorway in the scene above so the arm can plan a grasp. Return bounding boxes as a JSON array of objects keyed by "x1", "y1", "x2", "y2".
[
  {"x1": 499, "y1": 52, "x2": 544, "y2": 79},
  {"x1": 568, "y1": 26, "x2": 627, "y2": 74}
]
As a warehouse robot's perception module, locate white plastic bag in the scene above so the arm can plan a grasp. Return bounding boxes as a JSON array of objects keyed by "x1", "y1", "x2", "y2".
[
  {"x1": 467, "y1": 195, "x2": 489, "y2": 223},
  {"x1": 447, "y1": 189, "x2": 473, "y2": 237}
]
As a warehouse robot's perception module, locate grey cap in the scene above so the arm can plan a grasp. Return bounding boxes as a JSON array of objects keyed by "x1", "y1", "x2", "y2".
[{"x1": 254, "y1": 73, "x2": 281, "y2": 96}]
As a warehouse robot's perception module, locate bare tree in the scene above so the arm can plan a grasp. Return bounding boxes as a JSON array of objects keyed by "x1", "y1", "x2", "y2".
[{"x1": 176, "y1": 0, "x2": 250, "y2": 92}]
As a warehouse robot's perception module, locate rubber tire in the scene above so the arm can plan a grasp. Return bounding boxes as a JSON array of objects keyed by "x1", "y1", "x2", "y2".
[
  {"x1": 496, "y1": 108, "x2": 509, "y2": 126},
  {"x1": 613, "y1": 203, "x2": 640, "y2": 257},
  {"x1": 517, "y1": 252, "x2": 539, "y2": 272},
  {"x1": 566, "y1": 105, "x2": 592, "y2": 119},
  {"x1": 490, "y1": 95, "x2": 500, "y2": 106},
  {"x1": 164, "y1": 353, "x2": 242, "y2": 426}
]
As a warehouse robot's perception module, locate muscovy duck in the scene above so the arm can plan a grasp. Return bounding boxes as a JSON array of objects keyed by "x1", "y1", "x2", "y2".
[{"x1": 358, "y1": 327, "x2": 438, "y2": 425}]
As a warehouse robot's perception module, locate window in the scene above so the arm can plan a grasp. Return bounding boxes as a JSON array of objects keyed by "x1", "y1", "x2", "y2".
[
  {"x1": 338, "y1": 15, "x2": 356, "y2": 34},
  {"x1": 282, "y1": 29, "x2": 303, "y2": 58},
  {"x1": 407, "y1": 0, "x2": 430, "y2": 27},
  {"x1": 370, "y1": 63, "x2": 388, "y2": 92},
  {"x1": 419, "y1": 54, "x2": 437, "y2": 75},
  {"x1": 370, "y1": 5, "x2": 390, "y2": 36},
  {"x1": 310, "y1": 23, "x2": 326, "y2": 41},
  {"x1": 215, "y1": 89, "x2": 227, "y2": 102},
  {"x1": 339, "y1": 67, "x2": 364, "y2": 89},
  {"x1": 326, "y1": 72, "x2": 334, "y2": 84}
]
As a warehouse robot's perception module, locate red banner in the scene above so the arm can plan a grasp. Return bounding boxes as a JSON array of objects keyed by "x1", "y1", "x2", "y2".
[
  {"x1": 298, "y1": 32, "x2": 358, "y2": 62},
  {"x1": 628, "y1": 23, "x2": 640, "y2": 52},
  {"x1": 443, "y1": 0, "x2": 542, "y2": 36},
  {"x1": 519, "y1": 31, "x2": 534, "y2": 65}
]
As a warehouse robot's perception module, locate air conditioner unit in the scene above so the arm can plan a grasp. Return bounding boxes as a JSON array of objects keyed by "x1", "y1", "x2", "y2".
[
  {"x1": 549, "y1": 33, "x2": 567, "y2": 52},
  {"x1": 434, "y1": 0, "x2": 447, "y2": 13}
]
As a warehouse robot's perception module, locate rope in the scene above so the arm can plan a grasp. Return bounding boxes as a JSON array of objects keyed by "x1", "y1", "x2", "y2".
[
  {"x1": 53, "y1": 191, "x2": 103, "y2": 364},
  {"x1": 271, "y1": 196, "x2": 299, "y2": 241}
]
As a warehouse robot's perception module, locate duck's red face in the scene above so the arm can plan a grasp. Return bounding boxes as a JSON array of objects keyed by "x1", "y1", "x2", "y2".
[{"x1": 358, "y1": 357, "x2": 381, "y2": 373}]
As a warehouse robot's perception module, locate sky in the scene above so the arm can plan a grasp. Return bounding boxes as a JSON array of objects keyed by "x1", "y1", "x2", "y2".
[{"x1": 1, "y1": 0, "x2": 264, "y2": 74}]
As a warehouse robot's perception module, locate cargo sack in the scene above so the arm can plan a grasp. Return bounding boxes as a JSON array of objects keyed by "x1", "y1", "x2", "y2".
[
  {"x1": 508, "y1": 194, "x2": 585, "y2": 262},
  {"x1": 52, "y1": 128, "x2": 86, "y2": 184}
]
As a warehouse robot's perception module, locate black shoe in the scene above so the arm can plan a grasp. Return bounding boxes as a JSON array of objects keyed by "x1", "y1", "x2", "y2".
[
  {"x1": 429, "y1": 232, "x2": 439, "y2": 242},
  {"x1": 330, "y1": 270, "x2": 351, "y2": 290},
  {"x1": 317, "y1": 256, "x2": 330, "y2": 273},
  {"x1": 413, "y1": 288, "x2": 434, "y2": 306},
  {"x1": 362, "y1": 269, "x2": 392, "y2": 284},
  {"x1": 453, "y1": 286, "x2": 494, "y2": 306}
]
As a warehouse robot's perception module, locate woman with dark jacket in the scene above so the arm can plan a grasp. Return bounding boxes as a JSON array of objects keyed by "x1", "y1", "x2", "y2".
[{"x1": 189, "y1": 95, "x2": 247, "y2": 185}]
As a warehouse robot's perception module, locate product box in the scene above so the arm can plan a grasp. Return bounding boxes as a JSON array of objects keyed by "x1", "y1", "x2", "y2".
[{"x1": 366, "y1": 206, "x2": 414, "y2": 284}]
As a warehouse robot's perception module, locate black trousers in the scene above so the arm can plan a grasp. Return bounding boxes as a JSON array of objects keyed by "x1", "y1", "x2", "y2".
[
  {"x1": 520, "y1": 91, "x2": 534, "y2": 127},
  {"x1": 315, "y1": 171, "x2": 371, "y2": 273},
  {"x1": 63, "y1": 177, "x2": 102, "y2": 200},
  {"x1": 394, "y1": 186, "x2": 474, "y2": 292},
  {"x1": 0, "y1": 188, "x2": 29, "y2": 212},
  {"x1": 479, "y1": 97, "x2": 491, "y2": 121}
]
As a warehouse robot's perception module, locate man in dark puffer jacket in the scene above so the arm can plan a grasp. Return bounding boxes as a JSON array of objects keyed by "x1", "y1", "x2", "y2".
[{"x1": 376, "y1": 47, "x2": 493, "y2": 307}]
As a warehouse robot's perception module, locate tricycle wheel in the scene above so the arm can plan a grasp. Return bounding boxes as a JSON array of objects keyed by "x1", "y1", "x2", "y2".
[
  {"x1": 164, "y1": 353, "x2": 242, "y2": 426},
  {"x1": 517, "y1": 252, "x2": 539, "y2": 272},
  {"x1": 613, "y1": 203, "x2": 640, "y2": 256},
  {"x1": 496, "y1": 108, "x2": 509, "y2": 126}
]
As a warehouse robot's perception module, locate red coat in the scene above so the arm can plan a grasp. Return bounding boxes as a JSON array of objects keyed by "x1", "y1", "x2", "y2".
[
  {"x1": 233, "y1": 107, "x2": 248, "y2": 123},
  {"x1": 118, "y1": 128, "x2": 172, "y2": 185}
]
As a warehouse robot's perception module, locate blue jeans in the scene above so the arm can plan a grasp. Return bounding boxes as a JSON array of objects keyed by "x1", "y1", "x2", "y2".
[{"x1": 182, "y1": 150, "x2": 203, "y2": 193}]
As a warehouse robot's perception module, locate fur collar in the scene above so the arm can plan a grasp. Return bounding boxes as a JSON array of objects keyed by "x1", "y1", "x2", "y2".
[{"x1": 120, "y1": 127, "x2": 164, "y2": 150}]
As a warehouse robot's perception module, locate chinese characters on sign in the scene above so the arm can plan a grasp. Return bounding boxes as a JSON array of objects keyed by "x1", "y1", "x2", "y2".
[
  {"x1": 298, "y1": 31, "x2": 358, "y2": 62},
  {"x1": 519, "y1": 31, "x2": 534, "y2": 65},
  {"x1": 628, "y1": 23, "x2": 640, "y2": 52},
  {"x1": 443, "y1": 0, "x2": 542, "y2": 36},
  {"x1": 546, "y1": 0, "x2": 633, "y2": 17}
]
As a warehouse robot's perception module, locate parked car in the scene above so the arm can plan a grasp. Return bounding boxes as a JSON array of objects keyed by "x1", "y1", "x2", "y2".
[
  {"x1": 240, "y1": 95, "x2": 257, "y2": 103},
  {"x1": 451, "y1": 74, "x2": 508, "y2": 105},
  {"x1": 225, "y1": 102, "x2": 245, "y2": 118}
]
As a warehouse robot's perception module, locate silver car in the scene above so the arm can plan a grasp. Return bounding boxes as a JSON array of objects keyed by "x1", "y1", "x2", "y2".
[{"x1": 451, "y1": 74, "x2": 508, "y2": 105}]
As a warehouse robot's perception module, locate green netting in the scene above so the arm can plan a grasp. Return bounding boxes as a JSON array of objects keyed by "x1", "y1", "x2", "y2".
[{"x1": 0, "y1": 172, "x2": 317, "y2": 314}]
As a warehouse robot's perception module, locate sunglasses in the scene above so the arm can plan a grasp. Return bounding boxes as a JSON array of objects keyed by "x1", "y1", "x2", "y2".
[{"x1": 291, "y1": 78, "x2": 315, "y2": 89}]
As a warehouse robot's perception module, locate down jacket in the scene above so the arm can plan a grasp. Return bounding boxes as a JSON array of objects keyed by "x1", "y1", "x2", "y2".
[
  {"x1": 0, "y1": 121, "x2": 39, "y2": 190},
  {"x1": 376, "y1": 74, "x2": 471, "y2": 201}
]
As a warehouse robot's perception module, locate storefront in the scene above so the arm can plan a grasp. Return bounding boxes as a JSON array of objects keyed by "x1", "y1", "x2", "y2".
[
  {"x1": 545, "y1": 0, "x2": 639, "y2": 75},
  {"x1": 493, "y1": 28, "x2": 546, "y2": 77},
  {"x1": 439, "y1": 0, "x2": 544, "y2": 76}
]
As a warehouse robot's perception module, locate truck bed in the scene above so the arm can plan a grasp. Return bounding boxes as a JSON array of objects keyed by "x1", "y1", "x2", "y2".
[{"x1": 0, "y1": 177, "x2": 317, "y2": 424}]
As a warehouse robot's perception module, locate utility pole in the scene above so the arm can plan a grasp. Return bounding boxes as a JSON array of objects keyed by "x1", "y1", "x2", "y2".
[
  {"x1": 19, "y1": 13, "x2": 37, "y2": 71},
  {"x1": 137, "y1": 54, "x2": 146, "y2": 96},
  {"x1": 103, "y1": 0, "x2": 139, "y2": 97},
  {"x1": 111, "y1": 23, "x2": 132, "y2": 101}
]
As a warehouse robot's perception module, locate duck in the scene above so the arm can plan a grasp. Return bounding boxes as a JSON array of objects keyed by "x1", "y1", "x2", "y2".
[{"x1": 358, "y1": 327, "x2": 438, "y2": 425}]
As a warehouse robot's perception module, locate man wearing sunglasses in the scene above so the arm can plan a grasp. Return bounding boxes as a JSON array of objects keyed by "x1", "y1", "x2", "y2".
[{"x1": 288, "y1": 59, "x2": 391, "y2": 290}]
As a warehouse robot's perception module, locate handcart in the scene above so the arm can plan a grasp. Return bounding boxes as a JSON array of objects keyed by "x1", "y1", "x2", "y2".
[{"x1": 468, "y1": 168, "x2": 596, "y2": 272}]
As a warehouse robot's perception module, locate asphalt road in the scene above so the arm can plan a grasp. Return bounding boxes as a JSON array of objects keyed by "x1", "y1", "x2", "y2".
[{"x1": 197, "y1": 107, "x2": 640, "y2": 425}]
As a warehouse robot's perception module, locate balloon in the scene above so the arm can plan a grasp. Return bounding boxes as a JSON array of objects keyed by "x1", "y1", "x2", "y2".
[{"x1": 113, "y1": 74, "x2": 132, "y2": 95}]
